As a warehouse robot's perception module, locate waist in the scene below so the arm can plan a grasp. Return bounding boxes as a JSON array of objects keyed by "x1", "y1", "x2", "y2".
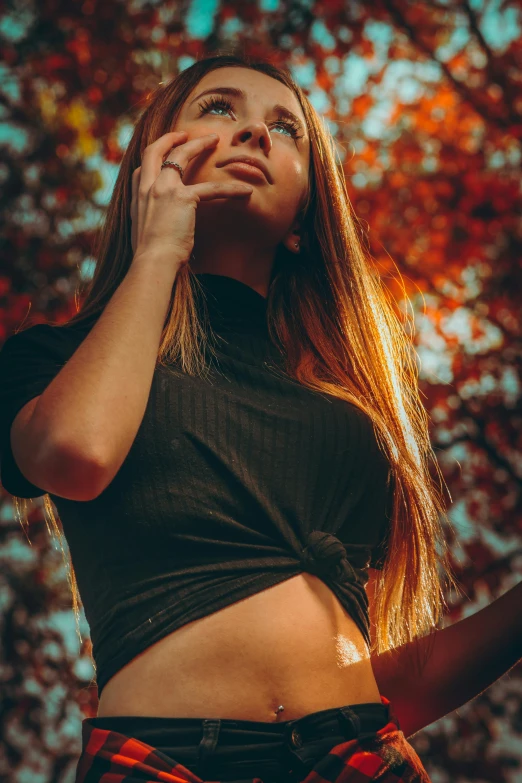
[
  {"x1": 84, "y1": 698, "x2": 396, "y2": 783},
  {"x1": 96, "y1": 573, "x2": 379, "y2": 720}
]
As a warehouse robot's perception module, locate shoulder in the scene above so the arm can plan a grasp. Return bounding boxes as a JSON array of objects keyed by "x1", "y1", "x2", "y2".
[{"x1": 1, "y1": 320, "x2": 92, "y2": 364}]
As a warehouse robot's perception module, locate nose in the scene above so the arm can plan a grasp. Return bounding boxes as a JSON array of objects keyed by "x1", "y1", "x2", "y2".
[{"x1": 233, "y1": 120, "x2": 272, "y2": 153}]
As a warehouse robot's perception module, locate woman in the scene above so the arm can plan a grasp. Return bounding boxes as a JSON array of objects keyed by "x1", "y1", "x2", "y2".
[{"x1": 0, "y1": 53, "x2": 462, "y2": 782}]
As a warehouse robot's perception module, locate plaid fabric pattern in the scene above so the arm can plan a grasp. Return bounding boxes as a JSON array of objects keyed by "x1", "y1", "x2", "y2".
[{"x1": 75, "y1": 696, "x2": 431, "y2": 783}]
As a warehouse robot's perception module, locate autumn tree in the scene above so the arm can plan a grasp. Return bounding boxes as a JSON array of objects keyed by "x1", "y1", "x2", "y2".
[{"x1": 0, "y1": 1, "x2": 520, "y2": 780}]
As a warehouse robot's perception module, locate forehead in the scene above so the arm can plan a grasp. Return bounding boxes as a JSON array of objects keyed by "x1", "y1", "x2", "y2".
[{"x1": 186, "y1": 67, "x2": 304, "y2": 119}]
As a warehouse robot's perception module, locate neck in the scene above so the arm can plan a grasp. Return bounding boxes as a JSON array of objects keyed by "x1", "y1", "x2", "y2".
[
  {"x1": 191, "y1": 211, "x2": 277, "y2": 299},
  {"x1": 191, "y1": 247, "x2": 274, "y2": 300}
]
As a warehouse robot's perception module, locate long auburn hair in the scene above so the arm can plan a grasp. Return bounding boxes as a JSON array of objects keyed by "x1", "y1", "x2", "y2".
[{"x1": 11, "y1": 53, "x2": 460, "y2": 685}]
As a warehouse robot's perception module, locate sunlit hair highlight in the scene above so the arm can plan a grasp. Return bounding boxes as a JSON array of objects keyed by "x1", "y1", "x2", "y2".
[{"x1": 10, "y1": 52, "x2": 461, "y2": 687}]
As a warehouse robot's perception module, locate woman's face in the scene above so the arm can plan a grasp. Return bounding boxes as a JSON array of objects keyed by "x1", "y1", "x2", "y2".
[{"x1": 171, "y1": 66, "x2": 310, "y2": 246}]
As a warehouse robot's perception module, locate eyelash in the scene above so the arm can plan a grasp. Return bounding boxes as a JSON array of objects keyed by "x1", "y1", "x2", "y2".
[{"x1": 197, "y1": 95, "x2": 304, "y2": 140}]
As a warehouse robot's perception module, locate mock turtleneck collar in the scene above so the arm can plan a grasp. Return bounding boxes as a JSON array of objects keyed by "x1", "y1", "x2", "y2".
[{"x1": 194, "y1": 273, "x2": 269, "y2": 335}]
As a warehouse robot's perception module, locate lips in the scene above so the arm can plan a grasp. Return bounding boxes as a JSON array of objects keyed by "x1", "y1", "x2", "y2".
[{"x1": 217, "y1": 156, "x2": 271, "y2": 183}]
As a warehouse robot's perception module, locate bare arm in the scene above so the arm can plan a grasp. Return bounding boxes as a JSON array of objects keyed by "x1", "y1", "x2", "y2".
[
  {"x1": 22, "y1": 130, "x2": 251, "y2": 501},
  {"x1": 370, "y1": 580, "x2": 522, "y2": 738},
  {"x1": 28, "y1": 255, "x2": 180, "y2": 498}
]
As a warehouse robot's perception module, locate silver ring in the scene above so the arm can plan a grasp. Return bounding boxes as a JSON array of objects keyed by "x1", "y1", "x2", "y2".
[{"x1": 161, "y1": 160, "x2": 184, "y2": 180}]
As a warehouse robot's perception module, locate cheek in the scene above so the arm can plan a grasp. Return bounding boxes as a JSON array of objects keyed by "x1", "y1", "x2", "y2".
[
  {"x1": 171, "y1": 118, "x2": 217, "y2": 144},
  {"x1": 283, "y1": 156, "x2": 307, "y2": 184},
  {"x1": 276, "y1": 161, "x2": 308, "y2": 202}
]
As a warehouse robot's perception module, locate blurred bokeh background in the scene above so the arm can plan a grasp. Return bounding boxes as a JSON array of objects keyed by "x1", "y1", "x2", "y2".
[{"x1": 0, "y1": 1, "x2": 521, "y2": 781}]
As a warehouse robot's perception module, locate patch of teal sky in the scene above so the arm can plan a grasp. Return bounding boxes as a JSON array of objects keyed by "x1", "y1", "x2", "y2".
[
  {"x1": 260, "y1": 0, "x2": 279, "y2": 11},
  {"x1": 0, "y1": 3, "x2": 35, "y2": 43},
  {"x1": 185, "y1": 0, "x2": 219, "y2": 39}
]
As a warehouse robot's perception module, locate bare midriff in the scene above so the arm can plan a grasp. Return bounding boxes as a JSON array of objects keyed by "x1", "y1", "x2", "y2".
[{"x1": 96, "y1": 572, "x2": 381, "y2": 722}]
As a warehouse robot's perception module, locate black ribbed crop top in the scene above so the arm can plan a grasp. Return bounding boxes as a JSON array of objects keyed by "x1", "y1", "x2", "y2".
[{"x1": 0, "y1": 273, "x2": 393, "y2": 696}]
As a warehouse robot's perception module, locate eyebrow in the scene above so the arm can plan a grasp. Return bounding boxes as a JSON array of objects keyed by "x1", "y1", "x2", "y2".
[{"x1": 188, "y1": 86, "x2": 306, "y2": 136}]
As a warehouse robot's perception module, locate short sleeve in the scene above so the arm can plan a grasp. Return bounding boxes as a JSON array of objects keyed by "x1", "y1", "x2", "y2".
[{"x1": 0, "y1": 324, "x2": 87, "y2": 499}]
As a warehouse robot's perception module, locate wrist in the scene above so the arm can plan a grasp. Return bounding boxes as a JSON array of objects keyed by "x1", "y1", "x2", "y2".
[{"x1": 131, "y1": 248, "x2": 187, "y2": 275}]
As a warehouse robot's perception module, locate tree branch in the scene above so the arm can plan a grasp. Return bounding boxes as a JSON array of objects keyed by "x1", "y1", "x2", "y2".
[{"x1": 385, "y1": 0, "x2": 513, "y2": 130}]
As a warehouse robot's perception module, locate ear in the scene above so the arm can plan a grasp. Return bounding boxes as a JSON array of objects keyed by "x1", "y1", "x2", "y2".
[
  {"x1": 281, "y1": 220, "x2": 303, "y2": 255},
  {"x1": 282, "y1": 234, "x2": 301, "y2": 254},
  {"x1": 282, "y1": 186, "x2": 310, "y2": 255}
]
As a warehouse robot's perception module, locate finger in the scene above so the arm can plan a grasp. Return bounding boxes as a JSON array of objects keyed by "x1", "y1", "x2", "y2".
[
  {"x1": 156, "y1": 134, "x2": 221, "y2": 189},
  {"x1": 140, "y1": 131, "x2": 189, "y2": 192},
  {"x1": 142, "y1": 134, "x2": 220, "y2": 193},
  {"x1": 131, "y1": 166, "x2": 141, "y2": 204},
  {"x1": 189, "y1": 181, "x2": 253, "y2": 202},
  {"x1": 131, "y1": 167, "x2": 141, "y2": 253},
  {"x1": 148, "y1": 130, "x2": 187, "y2": 153},
  {"x1": 161, "y1": 134, "x2": 220, "y2": 174}
]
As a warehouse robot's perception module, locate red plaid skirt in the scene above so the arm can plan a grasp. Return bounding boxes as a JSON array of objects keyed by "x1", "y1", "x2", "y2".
[{"x1": 75, "y1": 695, "x2": 431, "y2": 782}]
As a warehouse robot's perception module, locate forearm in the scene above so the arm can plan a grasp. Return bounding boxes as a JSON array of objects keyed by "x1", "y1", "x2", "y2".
[
  {"x1": 371, "y1": 580, "x2": 522, "y2": 738},
  {"x1": 30, "y1": 255, "x2": 180, "y2": 475}
]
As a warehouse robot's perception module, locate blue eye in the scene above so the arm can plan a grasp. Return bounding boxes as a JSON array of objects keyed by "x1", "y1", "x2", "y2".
[{"x1": 197, "y1": 95, "x2": 303, "y2": 140}]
